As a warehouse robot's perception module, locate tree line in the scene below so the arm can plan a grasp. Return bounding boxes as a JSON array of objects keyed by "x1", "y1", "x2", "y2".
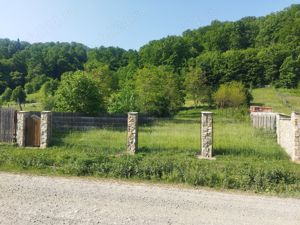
[{"x1": 1, "y1": 4, "x2": 300, "y2": 115}]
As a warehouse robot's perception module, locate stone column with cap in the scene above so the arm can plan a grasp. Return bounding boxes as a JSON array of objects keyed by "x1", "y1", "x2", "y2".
[
  {"x1": 127, "y1": 112, "x2": 138, "y2": 154},
  {"x1": 199, "y1": 111, "x2": 214, "y2": 159},
  {"x1": 16, "y1": 111, "x2": 29, "y2": 147},
  {"x1": 40, "y1": 111, "x2": 52, "y2": 149}
]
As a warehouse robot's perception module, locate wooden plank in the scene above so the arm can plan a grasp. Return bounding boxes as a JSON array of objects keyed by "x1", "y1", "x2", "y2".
[
  {"x1": 25, "y1": 116, "x2": 41, "y2": 147},
  {"x1": 0, "y1": 108, "x2": 16, "y2": 143},
  {"x1": 34, "y1": 118, "x2": 41, "y2": 147}
]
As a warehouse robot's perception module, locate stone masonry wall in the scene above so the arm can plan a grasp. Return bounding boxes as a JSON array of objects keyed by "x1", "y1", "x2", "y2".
[
  {"x1": 251, "y1": 111, "x2": 300, "y2": 162},
  {"x1": 201, "y1": 112, "x2": 213, "y2": 158},
  {"x1": 16, "y1": 111, "x2": 29, "y2": 147},
  {"x1": 127, "y1": 112, "x2": 138, "y2": 154},
  {"x1": 277, "y1": 116, "x2": 293, "y2": 157},
  {"x1": 40, "y1": 111, "x2": 52, "y2": 148}
]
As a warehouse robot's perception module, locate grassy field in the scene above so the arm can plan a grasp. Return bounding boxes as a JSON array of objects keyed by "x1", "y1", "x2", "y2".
[
  {"x1": 0, "y1": 87, "x2": 300, "y2": 195},
  {"x1": 252, "y1": 87, "x2": 300, "y2": 114},
  {"x1": 0, "y1": 104, "x2": 299, "y2": 196}
]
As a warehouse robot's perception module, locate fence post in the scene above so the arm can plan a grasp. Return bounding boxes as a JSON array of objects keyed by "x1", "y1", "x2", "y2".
[
  {"x1": 16, "y1": 111, "x2": 29, "y2": 147},
  {"x1": 199, "y1": 111, "x2": 214, "y2": 159},
  {"x1": 40, "y1": 111, "x2": 52, "y2": 149},
  {"x1": 291, "y1": 112, "x2": 300, "y2": 162},
  {"x1": 127, "y1": 112, "x2": 138, "y2": 154}
]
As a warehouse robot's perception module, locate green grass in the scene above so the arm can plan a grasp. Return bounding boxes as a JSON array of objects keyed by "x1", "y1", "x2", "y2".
[
  {"x1": 252, "y1": 87, "x2": 300, "y2": 114},
  {"x1": 276, "y1": 88, "x2": 300, "y2": 113},
  {"x1": 0, "y1": 106, "x2": 299, "y2": 196},
  {"x1": 1, "y1": 91, "x2": 44, "y2": 111},
  {"x1": 1, "y1": 87, "x2": 300, "y2": 195},
  {"x1": 252, "y1": 87, "x2": 291, "y2": 114}
]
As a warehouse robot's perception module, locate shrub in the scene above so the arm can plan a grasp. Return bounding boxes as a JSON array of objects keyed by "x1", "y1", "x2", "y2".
[
  {"x1": 108, "y1": 82, "x2": 137, "y2": 113},
  {"x1": 213, "y1": 81, "x2": 251, "y2": 108},
  {"x1": 134, "y1": 66, "x2": 184, "y2": 116},
  {"x1": 54, "y1": 71, "x2": 105, "y2": 115}
]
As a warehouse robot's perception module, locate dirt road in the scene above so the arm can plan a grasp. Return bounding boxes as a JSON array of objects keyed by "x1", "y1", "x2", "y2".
[{"x1": 0, "y1": 172, "x2": 299, "y2": 225}]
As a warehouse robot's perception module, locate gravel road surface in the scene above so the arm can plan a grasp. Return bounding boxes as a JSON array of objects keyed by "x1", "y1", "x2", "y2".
[{"x1": 0, "y1": 172, "x2": 299, "y2": 225}]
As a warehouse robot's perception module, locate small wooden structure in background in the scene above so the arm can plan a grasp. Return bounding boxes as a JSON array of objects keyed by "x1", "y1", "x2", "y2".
[{"x1": 250, "y1": 106, "x2": 272, "y2": 113}]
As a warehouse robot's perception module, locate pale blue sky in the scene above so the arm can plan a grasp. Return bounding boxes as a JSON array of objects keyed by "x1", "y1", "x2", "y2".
[{"x1": 0, "y1": 0, "x2": 299, "y2": 50}]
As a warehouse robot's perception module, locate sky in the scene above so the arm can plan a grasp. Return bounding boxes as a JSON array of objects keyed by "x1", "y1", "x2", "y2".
[{"x1": 0, "y1": 0, "x2": 299, "y2": 50}]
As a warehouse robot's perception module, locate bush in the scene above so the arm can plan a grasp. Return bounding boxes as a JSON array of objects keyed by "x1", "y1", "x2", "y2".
[
  {"x1": 135, "y1": 66, "x2": 184, "y2": 116},
  {"x1": 108, "y1": 82, "x2": 137, "y2": 113},
  {"x1": 54, "y1": 71, "x2": 105, "y2": 115},
  {"x1": 213, "y1": 81, "x2": 251, "y2": 108}
]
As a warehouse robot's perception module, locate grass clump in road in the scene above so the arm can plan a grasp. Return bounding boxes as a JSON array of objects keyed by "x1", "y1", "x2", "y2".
[{"x1": 0, "y1": 106, "x2": 299, "y2": 196}]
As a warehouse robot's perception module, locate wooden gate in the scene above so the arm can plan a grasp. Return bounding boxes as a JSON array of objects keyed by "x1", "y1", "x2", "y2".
[
  {"x1": 0, "y1": 108, "x2": 17, "y2": 143},
  {"x1": 25, "y1": 115, "x2": 41, "y2": 147}
]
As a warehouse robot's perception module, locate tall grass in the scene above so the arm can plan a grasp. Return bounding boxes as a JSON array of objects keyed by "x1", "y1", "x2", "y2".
[
  {"x1": 252, "y1": 88, "x2": 291, "y2": 114},
  {"x1": 0, "y1": 105, "x2": 299, "y2": 195}
]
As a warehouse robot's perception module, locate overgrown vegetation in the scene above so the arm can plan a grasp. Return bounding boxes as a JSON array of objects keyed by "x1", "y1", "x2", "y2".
[
  {"x1": 0, "y1": 107, "x2": 299, "y2": 196},
  {"x1": 213, "y1": 81, "x2": 252, "y2": 108}
]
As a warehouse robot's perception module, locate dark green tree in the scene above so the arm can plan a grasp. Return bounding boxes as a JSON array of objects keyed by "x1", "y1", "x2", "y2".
[
  {"x1": 11, "y1": 86, "x2": 26, "y2": 110},
  {"x1": 1, "y1": 87, "x2": 12, "y2": 102},
  {"x1": 184, "y1": 66, "x2": 212, "y2": 107},
  {"x1": 54, "y1": 71, "x2": 104, "y2": 115},
  {"x1": 278, "y1": 56, "x2": 300, "y2": 88},
  {"x1": 134, "y1": 66, "x2": 184, "y2": 116}
]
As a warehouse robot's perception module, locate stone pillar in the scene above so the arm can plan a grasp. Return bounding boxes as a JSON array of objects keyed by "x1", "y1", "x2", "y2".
[
  {"x1": 291, "y1": 112, "x2": 300, "y2": 162},
  {"x1": 16, "y1": 111, "x2": 29, "y2": 147},
  {"x1": 199, "y1": 112, "x2": 214, "y2": 159},
  {"x1": 40, "y1": 111, "x2": 52, "y2": 148},
  {"x1": 127, "y1": 112, "x2": 138, "y2": 154}
]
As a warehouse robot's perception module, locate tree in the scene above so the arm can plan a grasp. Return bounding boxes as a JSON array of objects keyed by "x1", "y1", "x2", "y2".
[
  {"x1": 24, "y1": 83, "x2": 34, "y2": 94},
  {"x1": 134, "y1": 66, "x2": 184, "y2": 116},
  {"x1": 0, "y1": 80, "x2": 7, "y2": 95},
  {"x1": 108, "y1": 82, "x2": 137, "y2": 113},
  {"x1": 86, "y1": 64, "x2": 115, "y2": 102},
  {"x1": 107, "y1": 64, "x2": 139, "y2": 113},
  {"x1": 42, "y1": 79, "x2": 59, "y2": 97},
  {"x1": 11, "y1": 86, "x2": 26, "y2": 110},
  {"x1": 257, "y1": 45, "x2": 290, "y2": 84},
  {"x1": 54, "y1": 71, "x2": 104, "y2": 115},
  {"x1": 40, "y1": 79, "x2": 59, "y2": 110},
  {"x1": 10, "y1": 71, "x2": 25, "y2": 88},
  {"x1": 277, "y1": 56, "x2": 300, "y2": 88},
  {"x1": 184, "y1": 66, "x2": 212, "y2": 107},
  {"x1": 139, "y1": 36, "x2": 195, "y2": 71},
  {"x1": 213, "y1": 82, "x2": 250, "y2": 108},
  {"x1": 1, "y1": 87, "x2": 12, "y2": 102}
]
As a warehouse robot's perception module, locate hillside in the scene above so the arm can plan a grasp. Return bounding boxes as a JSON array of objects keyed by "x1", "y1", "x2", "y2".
[
  {"x1": 252, "y1": 87, "x2": 300, "y2": 114},
  {"x1": 1, "y1": 4, "x2": 300, "y2": 114}
]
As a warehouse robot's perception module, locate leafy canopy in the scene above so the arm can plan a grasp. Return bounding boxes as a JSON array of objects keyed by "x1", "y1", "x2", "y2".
[{"x1": 54, "y1": 71, "x2": 104, "y2": 115}]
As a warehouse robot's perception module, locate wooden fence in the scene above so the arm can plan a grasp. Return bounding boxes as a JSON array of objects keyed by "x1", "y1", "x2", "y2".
[
  {"x1": 0, "y1": 108, "x2": 17, "y2": 143},
  {"x1": 250, "y1": 112, "x2": 278, "y2": 130}
]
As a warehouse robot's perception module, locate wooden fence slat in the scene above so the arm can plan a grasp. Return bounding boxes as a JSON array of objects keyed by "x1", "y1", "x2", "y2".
[{"x1": 0, "y1": 108, "x2": 16, "y2": 143}]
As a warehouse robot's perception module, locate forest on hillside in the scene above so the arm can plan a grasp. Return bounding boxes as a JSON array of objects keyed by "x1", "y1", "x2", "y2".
[{"x1": 1, "y1": 4, "x2": 300, "y2": 115}]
